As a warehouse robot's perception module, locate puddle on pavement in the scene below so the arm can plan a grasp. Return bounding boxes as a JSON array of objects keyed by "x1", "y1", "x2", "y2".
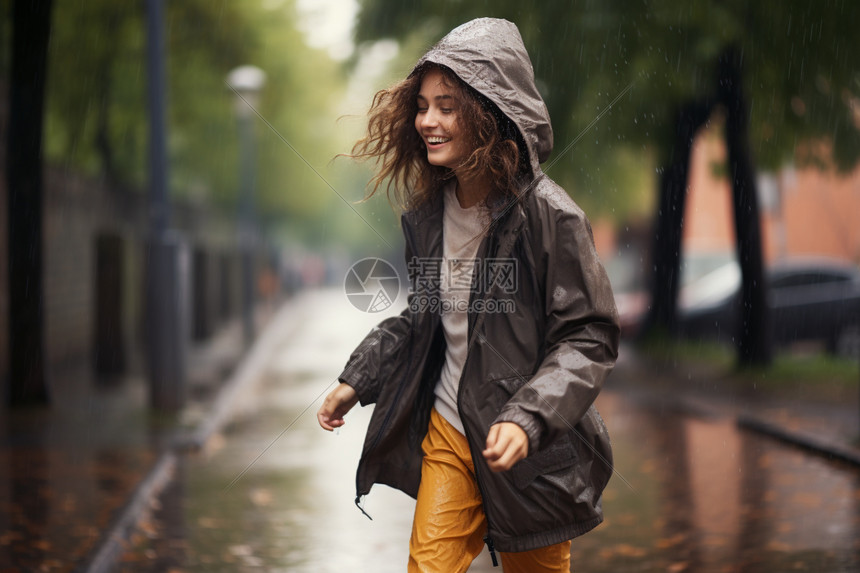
[
  {"x1": 119, "y1": 384, "x2": 860, "y2": 573},
  {"x1": 0, "y1": 368, "x2": 166, "y2": 572},
  {"x1": 574, "y1": 392, "x2": 860, "y2": 572},
  {"x1": 0, "y1": 446, "x2": 157, "y2": 571},
  {"x1": 119, "y1": 295, "x2": 860, "y2": 572}
]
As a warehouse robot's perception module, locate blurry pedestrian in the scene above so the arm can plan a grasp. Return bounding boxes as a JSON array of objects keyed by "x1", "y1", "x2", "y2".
[{"x1": 318, "y1": 17, "x2": 619, "y2": 572}]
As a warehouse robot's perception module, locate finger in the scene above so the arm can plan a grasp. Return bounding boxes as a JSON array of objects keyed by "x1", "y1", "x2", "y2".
[
  {"x1": 320, "y1": 414, "x2": 347, "y2": 431},
  {"x1": 318, "y1": 415, "x2": 334, "y2": 431},
  {"x1": 483, "y1": 433, "x2": 510, "y2": 461},
  {"x1": 317, "y1": 399, "x2": 346, "y2": 431},
  {"x1": 485, "y1": 425, "x2": 500, "y2": 450},
  {"x1": 317, "y1": 409, "x2": 336, "y2": 431},
  {"x1": 487, "y1": 450, "x2": 512, "y2": 471},
  {"x1": 488, "y1": 430, "x2": 528, "y2": 471},
  {"x1": 318, "y1": 387, "x2": 347, "y2": 431},
  {"x1": 488, "y1": 443, "x2": 524, "y2": 472},
  {"x1": 497, "y1": 446, "x2": 521, "y2": 471}
]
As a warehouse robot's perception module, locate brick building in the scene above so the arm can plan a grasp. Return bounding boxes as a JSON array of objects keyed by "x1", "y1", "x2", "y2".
[{"x1": 684, "y1": 127, "x2": 860, "y2": 264}]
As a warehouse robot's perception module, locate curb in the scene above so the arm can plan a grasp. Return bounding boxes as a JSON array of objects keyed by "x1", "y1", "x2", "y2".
[
  {"x1": 177, "y1": 297, "x2": 306, "y2": 451},
  {"x1": 76, "y1": 452, "x2": 177, "y2": 573},
  {"x1": 629, "y1": 390, "x2": 860, "y2": 467},
  {"x1": 80, "y1": 295, "x2": 307, "y2": 573},
  {"x1": 620, "y1": 349, "x2": 860, "y2": 467},
  {"x1": 737, "y1": 414, "x2": 860, "y2": 466}
]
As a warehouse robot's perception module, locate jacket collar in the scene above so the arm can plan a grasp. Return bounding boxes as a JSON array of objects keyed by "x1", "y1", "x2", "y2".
[{"x1": 403, "y1": 172, "x2": 540, "y2": 257}]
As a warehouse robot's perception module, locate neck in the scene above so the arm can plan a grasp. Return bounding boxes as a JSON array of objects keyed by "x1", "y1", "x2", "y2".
[{"x1": 453, "y1": 172, "x2": 491, "y2": 209}]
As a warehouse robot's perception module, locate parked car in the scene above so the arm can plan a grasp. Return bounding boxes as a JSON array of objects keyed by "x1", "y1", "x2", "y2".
[
  {"x1": 677, "y1": 256, "x2": 860, "y2": 358},
  {"x1": 605, "y1": 249, "x2": 737, "y2": 339},
  {"x1": 604, "y1": 250, "x2": 648, "y2": 338}
]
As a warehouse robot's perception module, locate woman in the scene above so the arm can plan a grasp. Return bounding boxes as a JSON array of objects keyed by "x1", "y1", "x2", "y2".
[{"x1": 317, "y1": 18, "x2": 619, "y2": 572}]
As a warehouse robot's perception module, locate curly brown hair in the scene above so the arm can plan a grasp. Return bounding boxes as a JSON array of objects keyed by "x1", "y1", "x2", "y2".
[{"x1": 351, "y1": 63, "x2": 529, "y2": 212}]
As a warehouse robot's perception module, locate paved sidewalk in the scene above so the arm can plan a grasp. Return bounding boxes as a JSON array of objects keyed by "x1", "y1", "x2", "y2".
[
  {"x1": 115, "y1": 288, "x2": 498, "y2": 572},
  {"x1": 610, "y1": 343, "x2": 860, "y2": 466},
  {"x1": 3, "y1": 287, "x2": 858, "y2": 572},
  {"x1": 0, "y1": 300, "x2": 282, "y2": 572}
]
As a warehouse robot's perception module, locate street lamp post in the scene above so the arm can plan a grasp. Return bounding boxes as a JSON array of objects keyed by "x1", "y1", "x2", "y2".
[
  {"x1": 145, "y1": 0, "x2": 187, "y2": 411},
  {"x1": 226, "y1": 66, "x2": 266, "y2": 347}
]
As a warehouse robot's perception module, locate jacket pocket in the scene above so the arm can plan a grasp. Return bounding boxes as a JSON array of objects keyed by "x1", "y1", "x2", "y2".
[
  {"x1": 489, "y1": 375, "x2": 578, "y2": 488},
  {"x1": 509, "y1": 433, "x2": 577, "y2": 489},
  {"x1": 490, "y1": 374, "x2": 528, "y2": 395}
]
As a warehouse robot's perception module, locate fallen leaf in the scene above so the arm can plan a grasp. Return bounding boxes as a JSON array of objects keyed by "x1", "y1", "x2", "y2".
[
  {"x1": 656, "y1": 533, "x2": 686, "y2": 549},
  {"x1": 229, "y1": 544, "x2": 253, "y2": 557},
  {"x1": 249, "y1": 487, "x2": 273, "y2": 507}
]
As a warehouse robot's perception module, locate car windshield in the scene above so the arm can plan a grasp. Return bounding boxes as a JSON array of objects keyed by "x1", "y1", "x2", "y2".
[
  {"x1": 679, "y1": 250, "x2": 740, "y2": 309},
  {"x1": 680, "y1": 251, "x2": 736, "y2": 286}
]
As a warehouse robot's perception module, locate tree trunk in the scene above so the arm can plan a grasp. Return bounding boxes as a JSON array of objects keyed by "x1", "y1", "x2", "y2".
[
  {"x1": 6, "y1": 0, "x2": 53, "y2": 405},
  {"x1": 718, "y1": 47, "x2": 772, "y2": 367},
  {"x1": 644, "y1": 102, "x2": 711, "y2": 336}
]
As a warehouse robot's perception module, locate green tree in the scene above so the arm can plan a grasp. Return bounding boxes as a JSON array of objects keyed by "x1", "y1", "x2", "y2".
[
  {"x1": 43, "y1": 0, "x2": 352, "y2": 227},
  {"x1": 353, "y1": 0, "x2": 860, "y2": 366},
  {"x1": 4, "y1": 0, "x2": 363, "y2": 404},
  {"x1": 6, "y1": 0, "x2": 53, "y2": 404}
]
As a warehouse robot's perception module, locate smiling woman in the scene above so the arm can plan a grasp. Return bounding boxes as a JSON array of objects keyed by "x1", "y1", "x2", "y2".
[
  {"x1": 414, "y1": 69, "x2": 468, "y2": 171},
  {"x1": 318, "y1": 17, "x2": 619, "y2": 572},
  {"x1": 347, "y1": 61, "x2": 525, "y2": 212}
]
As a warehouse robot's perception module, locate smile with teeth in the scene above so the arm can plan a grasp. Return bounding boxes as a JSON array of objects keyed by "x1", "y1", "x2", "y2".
[{"x1": 426, "y1": 136, "x2": 451, "y2": 144}]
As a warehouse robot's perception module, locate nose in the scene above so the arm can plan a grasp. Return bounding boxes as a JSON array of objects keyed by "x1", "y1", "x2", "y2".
[{"x1": 419, "y1": 108, "x2": 439, "y2": 129}]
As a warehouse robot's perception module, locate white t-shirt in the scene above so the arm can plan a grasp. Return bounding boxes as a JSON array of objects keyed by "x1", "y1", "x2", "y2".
[{"x1": 434, "y1": 183, "x2": 490, "y2": 435}]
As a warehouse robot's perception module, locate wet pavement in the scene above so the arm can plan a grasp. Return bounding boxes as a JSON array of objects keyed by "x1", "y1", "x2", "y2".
[
  {"x1": 0, "y1": 368, "x2": 162, "y2": 571},
  {"x1": 576, "y1": 393, "x2": 860, "y2": 572},
  {"x1": 117, "y1": 289, "x2": 860, "y2": 572},
  {"x1": 0, "y1": 308, "x2": 258, "y2": 572}
]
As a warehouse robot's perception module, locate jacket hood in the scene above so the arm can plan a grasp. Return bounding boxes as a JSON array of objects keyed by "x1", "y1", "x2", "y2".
[{"x1": 412, "y1": 18, "x2": 554, "y2": 176}]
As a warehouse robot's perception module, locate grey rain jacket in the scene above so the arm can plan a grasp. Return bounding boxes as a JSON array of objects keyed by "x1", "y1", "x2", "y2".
[{"x1": 337, "y1": 18, "x2": 620, "y2": 553}]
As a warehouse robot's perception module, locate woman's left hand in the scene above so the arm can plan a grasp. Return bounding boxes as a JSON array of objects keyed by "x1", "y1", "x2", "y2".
[{"x1": 483, "y1": 422, "x2": 529, "y2": 472}]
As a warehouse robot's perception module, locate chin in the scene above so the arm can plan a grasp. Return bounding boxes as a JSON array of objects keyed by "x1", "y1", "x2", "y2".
[{"x1": 427, "y1": 155, "x2": 457, "y2": 170}]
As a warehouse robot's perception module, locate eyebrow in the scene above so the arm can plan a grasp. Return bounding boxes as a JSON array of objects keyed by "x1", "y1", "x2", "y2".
[{"x1": 416, "y1": 93, "x2": 455, "y2": 102}]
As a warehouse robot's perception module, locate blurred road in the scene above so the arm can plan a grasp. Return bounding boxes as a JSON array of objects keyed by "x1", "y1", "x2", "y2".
[{"x1": 120, "y1": 288, "x2": 860, "y2": 572}]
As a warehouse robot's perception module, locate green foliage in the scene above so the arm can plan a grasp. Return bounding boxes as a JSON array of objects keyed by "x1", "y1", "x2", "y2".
[
  {"x1": 353, "y1": 0, "x2": 860, "y2": 220},
  {"x1": 640, "y1": 334, "x2": 859, "y2": 393},
  {"x1": 42, "y1": 0, "x2": 365, "y2": 248}
]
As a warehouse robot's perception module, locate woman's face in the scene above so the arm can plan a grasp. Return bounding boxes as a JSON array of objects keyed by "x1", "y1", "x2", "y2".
[{"x1": 414, "y1": 68, "x2": 471, "y2": 171}]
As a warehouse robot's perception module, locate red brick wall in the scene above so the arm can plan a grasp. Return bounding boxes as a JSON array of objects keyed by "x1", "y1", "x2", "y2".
[
  {"x1": 771, "y1": 165, "x2": 860, "y2": 263},
  {"x1": 684, "y1": 126, "x2": 860, "y2": 265},
  {"x1": 684, "y1": 128, "x2": 735, "y2": 254}
]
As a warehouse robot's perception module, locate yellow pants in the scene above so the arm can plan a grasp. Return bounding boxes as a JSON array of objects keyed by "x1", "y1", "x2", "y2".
[{"x1": 408, "y1": 408, "x2": 571, "y2": 572}]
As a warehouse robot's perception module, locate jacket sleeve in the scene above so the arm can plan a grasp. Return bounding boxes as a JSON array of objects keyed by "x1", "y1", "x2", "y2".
[
  {"x1": 494, "y1": 207, "x2": 619, "y2": 453},
  {"x1": 336, "y1": 219, "x2": 418, "y2": 406}
]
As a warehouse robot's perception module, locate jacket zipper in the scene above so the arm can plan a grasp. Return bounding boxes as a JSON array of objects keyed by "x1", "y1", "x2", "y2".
[
  {"x1": 458, "y1": 316, "x2": 500, "y2": 566},
  {"x1": 354, "y1": 302, "x2": 421, "y2": 519},
  {"x1": 484, "y1": 535, "x2": 499, "y2": 567},
  {"x1": 355, "y1": 222, "x2": 439, "y2": 517},
  {"x1": 458, "y1": 227, "x2": 501, "y2": 567}
]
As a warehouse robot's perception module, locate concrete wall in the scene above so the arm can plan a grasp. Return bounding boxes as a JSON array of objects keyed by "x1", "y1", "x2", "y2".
[
  {"x1": 0, "y1": 160, "x2": 249, "y2": 396},
  {"x1": 42, "y1": 169, "x2": 145, "y2": 370}
]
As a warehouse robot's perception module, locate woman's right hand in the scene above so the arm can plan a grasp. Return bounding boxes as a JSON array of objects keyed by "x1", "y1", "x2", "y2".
[{"x1": 317, "y1": 382, "x2": 359, "y2": 431}]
